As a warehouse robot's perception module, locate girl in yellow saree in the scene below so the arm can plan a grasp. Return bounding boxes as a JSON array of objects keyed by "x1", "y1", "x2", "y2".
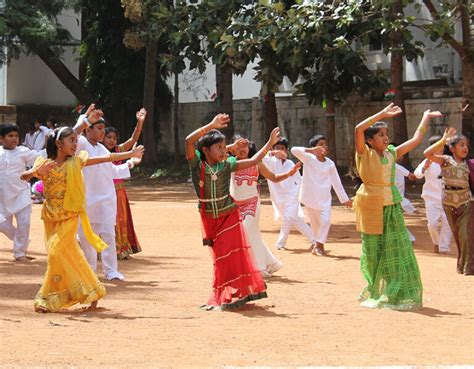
[{"x1": 21, "y1": 123, "x2": 144, "y2": 313}]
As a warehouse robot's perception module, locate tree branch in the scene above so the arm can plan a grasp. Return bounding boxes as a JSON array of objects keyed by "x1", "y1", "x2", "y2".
[
  {"x1": 421, "y1": 0, "x2": 470, "y2": 60},
  {"x1": 28, "y1": 41, "x2": 93, "y2": 103}
]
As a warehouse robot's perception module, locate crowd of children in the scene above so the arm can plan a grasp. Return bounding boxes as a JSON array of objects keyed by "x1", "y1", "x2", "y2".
[{"x1": 0, "y1": 102, "x2": 473, "y2": 313}]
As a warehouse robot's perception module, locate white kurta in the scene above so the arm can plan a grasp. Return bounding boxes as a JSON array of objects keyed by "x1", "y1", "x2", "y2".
[
  {"x1": 395, "y1": 163, "x2": 416, "y2": 215},
  {"x1": 0, "y1": 146, "x2": 38, "y2": 220},
  {"x1": 23, "y1": 126, "x2": 52, "y2": 151},
  {"x1": 76, "y1": 135, "x2": 130, "y2": 226},
  {"x1": 291, "y1": 147, "x2": 349, "y2": 210},
  {"x1": 262, "y1": 154, "x2": 315, "y2": 248},
  {"x1": 75, "y1": 134, "x2": 130, "y2": 280},
  {"x1": 291, "y1": 147, "x2": 349, "y2": 245},
  {"x1": 0, "y1": 146, "x2": 40, "y2": 258},
  {"x1": 414, "y1": 159, "x2": 452, "y2": 251}
]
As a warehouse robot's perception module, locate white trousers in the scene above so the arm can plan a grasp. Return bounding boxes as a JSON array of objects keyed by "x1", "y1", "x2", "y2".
[
  {"x1": 275, "y1": 197, "x2": 315, "y2": 248},
  {"x1": 242, "y1": 201, "x2": 280, "y2": 272},
  {"x1": 426, "y1": 201, "x2": 452, "y2": 251},
  {"x1": 0, "y1": 205, "x2": 31, "y2": 258},
  {"x1": 78, "y1": 222, "x2": 124, "y2": 280},
  {"x1": 305, "y1": 207, "x2": 331, "y2": 245}
]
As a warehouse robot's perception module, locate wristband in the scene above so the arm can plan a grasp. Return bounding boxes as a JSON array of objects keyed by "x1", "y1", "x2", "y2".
[{"x1": 83, "y1": 116, "x2": 92, "y2": 127}]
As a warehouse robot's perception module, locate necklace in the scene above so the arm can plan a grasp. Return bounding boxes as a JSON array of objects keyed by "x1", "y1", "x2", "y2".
[{"x1": 205, "y1": 162, "x2": 219, "y2": 181}]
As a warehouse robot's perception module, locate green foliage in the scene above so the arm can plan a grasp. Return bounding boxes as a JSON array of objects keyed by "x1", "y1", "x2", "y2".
[
  {"x1": 217, "y1": 1, "x2": 386, "y2": 105},
  {"x1": 0, "y1": 0, "x2": 77, "y2": 62},
  {"x1": 81, "y1": 0, "x2": 172, "y2": 134}
]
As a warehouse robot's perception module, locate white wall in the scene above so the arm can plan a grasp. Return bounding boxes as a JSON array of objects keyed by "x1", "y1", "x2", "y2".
[
  {"x1": 0, "y1": 49, "x2": 6, "y2": 105},
  {"x1": 6, "y1": 9, "x2": 81, "y2": 106},
  {"x1": 168, "y1": 61, "x2": 261, "y2": 103}
]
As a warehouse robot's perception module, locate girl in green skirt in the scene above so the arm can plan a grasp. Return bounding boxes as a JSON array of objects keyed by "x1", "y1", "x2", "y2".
[{"x1": 353, "y1": 104, "x2": 441, "y2": 310}]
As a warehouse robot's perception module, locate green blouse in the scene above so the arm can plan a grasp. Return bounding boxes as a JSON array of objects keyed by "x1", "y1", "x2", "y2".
[{"x1": 188, "y1": 150, "x2": 238, "y2": 218}]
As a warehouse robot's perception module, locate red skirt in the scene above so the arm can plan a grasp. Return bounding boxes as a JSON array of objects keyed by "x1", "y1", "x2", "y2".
[
  {"x1": 200, "y1": 208, "x2": 267, "y2": 310},
  {"x1": 115, "y1": 186, "x2": 142, "y2": 259}
]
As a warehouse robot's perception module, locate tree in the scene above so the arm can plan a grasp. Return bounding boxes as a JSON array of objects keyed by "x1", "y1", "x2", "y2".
[
  {"x1": 193, "y1": 0, "x2": 254, "y2": 139},
  {"x1": 289, "y1": 1, "x2": 386, "y2": 161},
  {"x1": 420, "y1": 0, "x2": 474, "y2": 152},
  {"x1": 1, "y1": 0, "x2": 92, "y2": 103},
  {"x1": 121, "y1": 0, "x2": 174, "y2": 164},
  {"x1": 219, "y1": 2, "x2": 300, "y2": 138}
]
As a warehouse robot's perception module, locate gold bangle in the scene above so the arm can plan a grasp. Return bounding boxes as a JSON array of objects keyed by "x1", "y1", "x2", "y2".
[
  {"x1": 417, "y1": 125, "x2": 427, "y2": 134},
  {"x1": 199, "y1": 128, "x2": 206, "y2": 137},
  {"x1": 262, "y1": 148, "x2": 268, "y2": 155},
  {"x1": 110, "y1": 153, "x2": 117, "y2": 162}
]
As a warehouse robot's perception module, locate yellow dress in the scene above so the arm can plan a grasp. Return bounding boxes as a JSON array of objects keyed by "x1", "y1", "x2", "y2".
[{"x1": 33, "y1": 151, "x2": 107, "y2": 312}]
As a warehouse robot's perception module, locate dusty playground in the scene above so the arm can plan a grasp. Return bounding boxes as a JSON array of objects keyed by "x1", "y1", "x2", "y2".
[{"x1": 0, "y1": 180, "x2": 473, "y2": 368}]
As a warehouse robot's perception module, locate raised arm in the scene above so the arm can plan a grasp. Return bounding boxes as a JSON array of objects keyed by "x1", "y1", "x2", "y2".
[
  {"x1": 424, "y1": 127, "x2": 456, "y2": 164},
  {"x1": 185, "y1": 114, "x2": 230, "y2": 160},
  {"x1": 119, "y1": 108, "x2": 147, "y2": 151},
  {"x1": 396, "y1": 109, "x2": 442, "y2": 159},
  {"x1": 235, "y1": 128, "x2": 280, "y2": 171},
  {"x1": 73, "y1": 104, "x2": 103, "y2": 135},
  {"x1": 291, "y1": 146, "x2": 326, "y2": 162},
  {"x1": 85, "y1": 145, "x2": 144, "y2": 166},
  {"x1": 354, "y1": 103, "x2": 402, "y2": 155},
  {"x1": 413, "y1": 159, "x2": 430, "y2": 179},
  {"x1": 258, "y1": 161, "x2": 302, "y2": 183}
]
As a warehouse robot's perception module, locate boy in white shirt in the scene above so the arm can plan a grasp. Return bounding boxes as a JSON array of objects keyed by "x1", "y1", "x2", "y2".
[
  {"x1": 395, "y1": 162, "x2": 417, "y2": 242},
  {"x1": 23, "y1": 120, "x2": 53, "y2": 151},
  {"x1": 291, "y1": 135, "x2": 352, "y2": 256},
  {"x1": 263, "y1": 138, "x2": 316, "y2": 250},
  {"x1": 414, "y1": 135, "x2": 452, "y2": 253},
  {"x1": 73, "y1": 108, "x2": 143, "y2": 280},
  {"x1": 0, "y1": 124, "x2": 41, "y2": 261}
]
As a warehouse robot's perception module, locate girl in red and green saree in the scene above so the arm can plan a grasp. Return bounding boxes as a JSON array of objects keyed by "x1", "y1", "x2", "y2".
[{"x1": 185, "y1": 113, "x2": 280, "y2": 310}]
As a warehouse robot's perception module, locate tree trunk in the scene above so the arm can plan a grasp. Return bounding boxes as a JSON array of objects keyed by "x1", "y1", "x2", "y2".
[
  {"x1": 215, "y1": 64, "x2": 234, "y2": 139},
  {"x1": 389, "y1": 0, "x2": 409, "y2": 166},
  {"x1": 142, "y1": 41, "x2": 158, "y2": 164},
  {"x1": 173, "y1": 72, "x2": 181, "y2": 166},
  {"x1": 461, "y1": 58, "x2": 474, "y2": 153},
  {"x1": 325, "y1": 98, "x2": 337, "y2": 163},
  {"x1": 264, "y1": 91, "x2": 278, "y2": 140},
  {"x1": 29, "y1": 42, "x2": 92, "y2": 104}
]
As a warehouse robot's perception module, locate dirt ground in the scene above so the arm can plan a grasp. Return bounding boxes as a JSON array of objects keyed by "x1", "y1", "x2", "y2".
[{"x1": 0, "y1": 180, "x2": 473, "y2": 368}]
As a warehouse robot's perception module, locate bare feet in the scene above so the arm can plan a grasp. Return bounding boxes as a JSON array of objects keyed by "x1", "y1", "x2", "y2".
[
  {"x1": 311, "y1": 243, "x2": 326, "y2": 256},
  {"x1": 35, "y1": 306, "x2": 49, "y2": 313},
  {"x1": 14, "y1": 256, "x2": 30, "y2": 262},
  {"x1": 89, "y1": 300, "x2": 98, "y2": 310}
]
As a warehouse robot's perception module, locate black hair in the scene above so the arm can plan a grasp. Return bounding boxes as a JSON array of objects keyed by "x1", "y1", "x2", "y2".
[
  {"x1": 46, "y1": 126, "x2": 75, "y2": 159},
  {"x1": 46, "y1": 116, "x2": 58, "y2": 128},
  {"x1": 308, "y1": 134, "x2": 326, "y2": 147},
  {"x1": 197, "y1": 129, "x2": 226, "y2": 161},
  {"x1": 0, "y1": 123, "x2": 19, "y2": 137},
  {"x1": 273, "y1": 137, "x2": 289, "y2": 149},
  {"x1": 231, "y1": 134, "x2": 257, "y2": 158},
  {"x1": 364, "y1": 121, "x2": 388, "y2": 146},
  {"x1": 443, "y1": 135, "x2": 468, "y2": 157},
  {"x1": 428, "y1": 135, "x2": 441, "y2": 146},
  {"x1": 105, "y1": 127, "x2": 119, "y2": 152}
]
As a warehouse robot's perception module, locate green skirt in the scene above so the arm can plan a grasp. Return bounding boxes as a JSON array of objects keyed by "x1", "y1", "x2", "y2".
[{"x1": 359, "y1": 204, "x2": 423, "y2": 310}]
